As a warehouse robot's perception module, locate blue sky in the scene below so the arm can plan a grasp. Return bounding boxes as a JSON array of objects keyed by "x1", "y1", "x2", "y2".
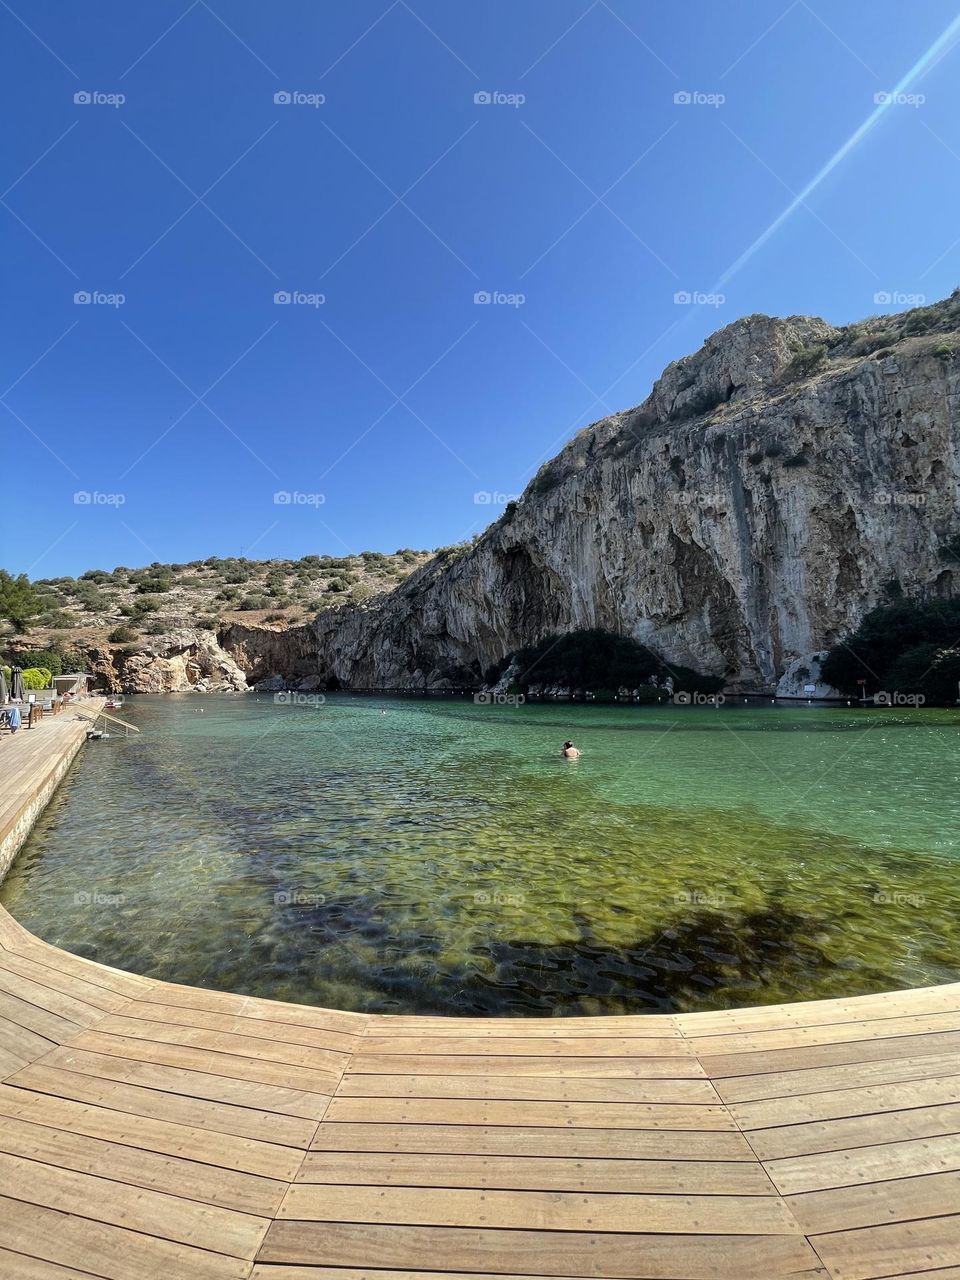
[{"x1": 3, "y1": 0, "x2": 960, "y2": 578}]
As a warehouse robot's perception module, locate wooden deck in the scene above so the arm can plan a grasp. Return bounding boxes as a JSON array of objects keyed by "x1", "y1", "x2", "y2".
[{"x1": 0, "y1": 708, "x2": 958, "y2": 1278}]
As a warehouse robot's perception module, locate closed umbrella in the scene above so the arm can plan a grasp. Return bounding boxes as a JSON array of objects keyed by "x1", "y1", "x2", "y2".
[
  {"x1": 10, "y1": 667, "x2": 24, "y2": 702},
  {"x1": 0, "y1": 668, "x2": 7, "y2": 704}
]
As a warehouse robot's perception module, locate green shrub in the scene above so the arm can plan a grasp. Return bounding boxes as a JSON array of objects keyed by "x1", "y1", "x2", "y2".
[
  {"x1": 0, "y1": 571, "x2": 44, "y2": 633},
  {"x1": 108, "y1": 624, "x2": 138, "y2": 644},
  {"x1": 785, "y1": 344, "x2": 827, "y2": 380},
  {"x1": 13, "y1": 649, "x2": 63, "y2": 677},
  {"x1": 821, "y1": 598, "x2": 960, "y2": 697},
  {"x1": 21, "y1": 667, "x2": 53, "y2": 689},
  {"x1": 41, "y1": 610, "x2": 74, "y2": 628}
]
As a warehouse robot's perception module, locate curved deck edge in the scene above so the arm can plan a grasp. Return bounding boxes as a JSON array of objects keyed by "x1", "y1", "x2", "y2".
[{"x1": 0, "y1": 704, "x2": 957, "y2": 1278}]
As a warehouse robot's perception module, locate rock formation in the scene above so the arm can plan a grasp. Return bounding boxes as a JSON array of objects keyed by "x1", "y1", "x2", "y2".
[{"x1": 310, "y1": 297, "x2": 960, "y2": 692}]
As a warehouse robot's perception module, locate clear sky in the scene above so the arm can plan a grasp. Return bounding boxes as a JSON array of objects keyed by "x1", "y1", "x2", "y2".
[{"x1": 3, "y1": 1, "x2": 960, "y2": 577}]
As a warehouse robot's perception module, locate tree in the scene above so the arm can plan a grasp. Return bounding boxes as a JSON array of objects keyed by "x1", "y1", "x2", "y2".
[{"x1": 0, "y1": 571, "x2": 44, "y2": 633}]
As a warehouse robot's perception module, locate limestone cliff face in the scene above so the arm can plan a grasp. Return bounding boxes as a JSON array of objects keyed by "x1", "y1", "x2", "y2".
[
  {"x1": 312, "y1": 306, "x2": 960, "y2": 691},
  {"x1": 87, "y1": 624, "x2": 317, "y2": 693}
]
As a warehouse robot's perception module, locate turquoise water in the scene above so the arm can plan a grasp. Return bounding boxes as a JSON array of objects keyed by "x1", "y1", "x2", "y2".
[{"x1": 4, "y1": 693, "x2": 960, "y2": 1015}]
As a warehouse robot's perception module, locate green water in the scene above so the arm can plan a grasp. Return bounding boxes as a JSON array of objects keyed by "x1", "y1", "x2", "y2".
[{"x1": 4, "y1": 693, "x2": 960, "y2": 1015}]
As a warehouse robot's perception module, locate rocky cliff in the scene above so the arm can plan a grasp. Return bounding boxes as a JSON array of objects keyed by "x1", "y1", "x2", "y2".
[
  {"x1": 311, "y1": 296, "x2": 960, "y2": 691},
  {"x1": 83, "y1": 624, "x2": 317, "y2": 693}
]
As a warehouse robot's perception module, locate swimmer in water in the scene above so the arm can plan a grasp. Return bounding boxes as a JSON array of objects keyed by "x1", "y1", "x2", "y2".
[{"x1": 561, "y1": 740, "x2": 581, "y2": 759}]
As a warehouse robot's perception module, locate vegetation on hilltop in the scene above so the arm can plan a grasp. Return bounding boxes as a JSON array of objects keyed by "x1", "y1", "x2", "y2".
[{"x1": 0, "y1": 549, "x2": 432, "y2": 661}]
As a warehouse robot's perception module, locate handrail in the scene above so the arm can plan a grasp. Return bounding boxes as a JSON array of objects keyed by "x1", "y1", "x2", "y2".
[{"x1": 76, "y1": 707, "x2": 140, "y2": 732}]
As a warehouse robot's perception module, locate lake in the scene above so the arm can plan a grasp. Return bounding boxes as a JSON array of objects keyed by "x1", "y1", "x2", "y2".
[{"x1": 3, "y1": 693, "x2": 959, "y2": 1015}]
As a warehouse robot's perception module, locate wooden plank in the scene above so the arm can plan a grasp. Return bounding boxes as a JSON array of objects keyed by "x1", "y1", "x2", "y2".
[
  {"x1": 716, "y1": 1052, "x2": 960, "y2": 1104},
  {"x1": 814, "y1": 1213, "x2": 960, "y2": 1280},
  {"x1": 0, "y1": 966, "x2": 102, "y2": 1030},
  {"x1": 275, "y1": 1184, "x2": 798, "y2": 1233},
  {"x1": 65, "y1": 1030, "x2": 342, "y2": 1096},
  {"x1": 700, "y1": 1030, "x2": 960, "y2": 1082},
  {"x1": 336, "y1": 1073, "x2": 718, "y2": 1104},
  {"x1": 0, "y1": 1041, "x2": 31, "y2": 1081},
  {"x1": 323, "y1": 1096, "x2": 735, "y2": 1131},
  {"x1": 360, "y1": 1035, "x2": 686, "y2": 1057},
  {"x1": 136, "y1": 981, "x2": 367, "y2": 1034},
  {"x1": 0, "y1": 1249, "x2": 107, "y2": 1280},
  {"x1": 349, "y1": 1054, "x2": 705, "y2": 1079},
  {"x1": 296, "y1": 1150, "x2": 774, "y2": 1194},
  {"x1": 113, "y1": 999, "x2": 360, "y2": 1053},
  {"x1": 0, "y1": 1111, "x2": 287, "y2": 1216},
  {"x1": 0, "y1": 1082, "x2": 303, "y2": 1179},
  {"x1": 676, "y1": 985, "x2": 960, "y2": 1033},
  {"x1": 2, "y1": 927, "x2": 153, "y2": 1000},
  {"x1": 25, "y1": 1047, "x2": 330, "y2": 1127},
  {"x1": 685, "y1": 1011, "x2": 960, "y2": 1058},
  {"x1": 367, "y1": 1018, "x2": 680, "y2": 1038},
  {"x1": 0, "y1": 988, "x2": 83, "y2": 1044},
  {"x1": 0, "y1": 1194, "x2": 251, "y2": 1280},
  {"x1": 0, "y1": 949, "x2": 130, "y2": 1013},
  {"x1": 9, "y1": 1059, "x2": 318, "y2": 1147},
  {"x1": 251, "y1": 1269, "x2": 833, "y2": 1280},
  {"x1": 731, "y1": 1076, "x2": 960, "y2": 1130},
  {"x1": 0, "y1": 1150, "x2": 268, "y2": 1257},
  {"x1": 257, "y1": 1221, "x2": 822, "y2": 1277},
  {"x1": 91, "y1": 1014, "x2": 350, "y2": 1073},
  {"x1": 766, "y1": 1133, "x2": 960, "y2": 1195},
  {"x1": 309, "y1": 1121, "x2": 755, "y2": 1160},
  {"x1": 749, "y1": 1103, "x2": 960, "y2": 1161},
  {"x1": 0, "y1": 1016, "x2": 55, "y2": 1067},
  {"x1": 788, "y1": 1170, "x2": 960, "y2": 1234}
]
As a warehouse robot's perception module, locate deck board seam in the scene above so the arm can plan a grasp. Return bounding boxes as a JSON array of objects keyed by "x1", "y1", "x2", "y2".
[{"x1": 677, "y1": 1013, "x2": 843, "y2": 1280}]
